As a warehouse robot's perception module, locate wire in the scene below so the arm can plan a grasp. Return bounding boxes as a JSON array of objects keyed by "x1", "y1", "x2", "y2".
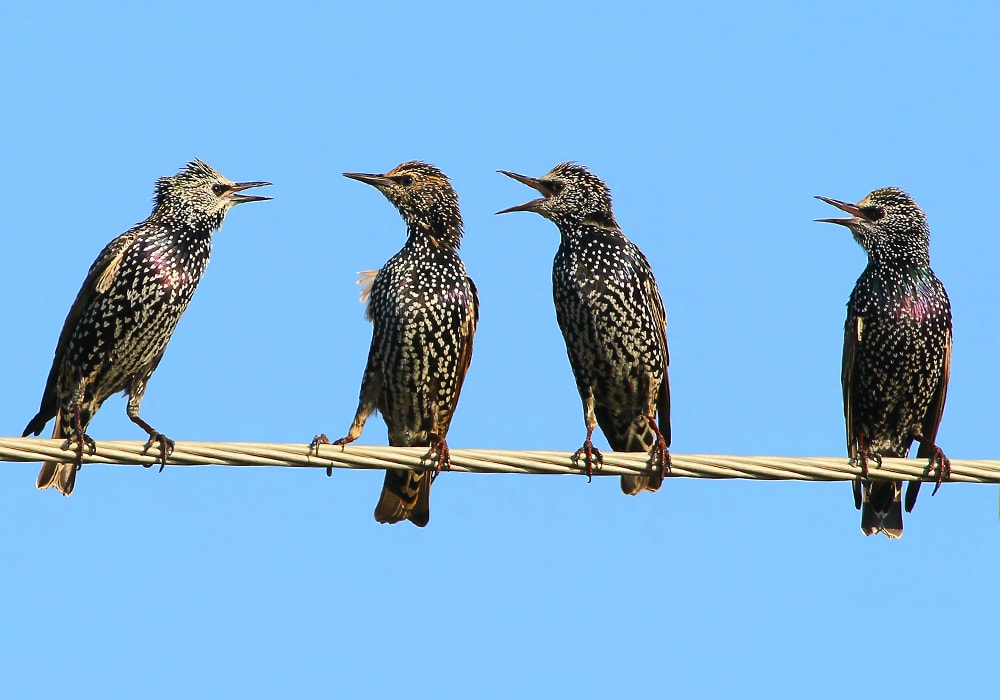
[{"x1": 0, "y1": 437, "x2": 992, "y2": 483}]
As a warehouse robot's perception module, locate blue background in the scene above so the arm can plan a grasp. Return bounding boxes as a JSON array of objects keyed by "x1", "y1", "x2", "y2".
[{"x1": 1, "y1": 2, "x2": 997, "y2": 697}]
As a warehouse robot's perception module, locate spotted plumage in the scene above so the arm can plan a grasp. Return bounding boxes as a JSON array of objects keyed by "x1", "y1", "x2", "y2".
[
  {"x1": 329, "y1": 161, "x2": 478, "y2": 527},
  {"x1": 23, "y1": 159, "x2": 271, "y2": 494},
  {"x1": 498, "y1": 163, "x2": 670, "y2": 494},
  {"x1": 816, "y1": 187, "x2": 952, "y2": 538}
]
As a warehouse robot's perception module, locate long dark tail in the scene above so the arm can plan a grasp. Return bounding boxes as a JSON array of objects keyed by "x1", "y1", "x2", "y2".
[
  {"x1": 36, "y1": 413, "x2": 78, "y2": 496},
  {"x1": 374, "y1": 469, "x2": 431, "y2": 527},
  {"x1": 860, "y1": 479, "x2": 903, "y2": 538}
]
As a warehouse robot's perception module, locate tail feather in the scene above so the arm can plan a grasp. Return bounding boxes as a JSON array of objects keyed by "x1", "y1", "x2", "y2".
[
  {"x1": 23, "y1": 412, "x2": 50, "y2": 438},
  {"x1": 861, "y1": 479, "x2": 903, "y2": 538},
  {"x1": 374, "y1": 469, "x2": 431, "y2": 527},
  {"x1": 621, "y1": 471, "x2": 662, "y2": 496},
  {"x1": 36, "y1": 414, "x2": 77, "y2": 496},
  {"x1": 614, "y1": 415, "x2": 665, "y2": 496}
]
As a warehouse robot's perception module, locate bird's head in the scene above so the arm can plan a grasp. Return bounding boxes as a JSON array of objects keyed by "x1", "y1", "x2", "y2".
[
  {"x1": 815, "y1": 187, "x2": 930, "y2": 264},
  {"x1": 496, "y1": 162, "x2": 618, "y2": 230},
  {"x1": 154, "y1": 159, "x2": 271, "y2": 229},
  {"x1": 343, "y1": 161, "x2": 463, "y2": 247}
]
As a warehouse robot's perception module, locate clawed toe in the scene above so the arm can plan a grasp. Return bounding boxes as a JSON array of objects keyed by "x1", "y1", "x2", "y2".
[
  {"x1": 929, "y1": 449, "x2": 951, "y2": 497},
  {"x1": 650, "y1": 443, "x2": 671, "y2": 479},
  {"x1": 572, "y1": 440, "x2": 604, "y2": 482},
  {"x1": 141, "y1": 432, "x2": 175, "y2": 473},
  {"x1": 425, "y1": 436, "x2": 451, "y2": 478},
  {"x1": 307, "y1": 434, "x2": 337, "y2": 476},
  {"x1": 309, "y1": 433, "x2": 331, "y2": 454},
  {"x1": 855, "y1": 449, "x2": 882, "y2": 479},
  {"x1": 62, "y1": 432, "x2": 96, "y2": 468}
]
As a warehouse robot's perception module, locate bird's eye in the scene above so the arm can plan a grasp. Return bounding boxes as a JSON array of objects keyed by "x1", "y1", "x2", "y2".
[
  {"x1": 392, "y1": 175, "x2": 415, "y2": 186},
  {"x1": 546, "y1": 180, "x2": 564, "y2": 196},
  {"x1": 863, "y1": 206, "x2": 886, "y2": 221},
  {"x1": 212, "y1": 183, "x2": 228, "y2": 196}
]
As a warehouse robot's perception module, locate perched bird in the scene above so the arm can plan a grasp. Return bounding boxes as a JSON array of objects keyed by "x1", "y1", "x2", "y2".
[
  {"x1": 23, "y1": 159, "x2": 271, "y2": 494},
  {"x1": 325, "y1": 161, "x2": 478, "y2": 527},
  {"x1": 497, "y1": 163, "x2": 670, "y2": 495},
  {"x1": 816, "y1": 187, "x2": 952, "y2": 538}
]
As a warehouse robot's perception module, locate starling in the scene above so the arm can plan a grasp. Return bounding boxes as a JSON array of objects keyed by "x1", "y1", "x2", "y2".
[
  {"x1": 23, "y1": 159, "x2": 271, "y2": 494},
  {"x1": 326, "y1": 161, "x2": 478, "y2": 527},
  {"x1": 497, "y1": 163, "x2": 670, "y2": 494},
  {"x1": 816, "y1": 187, "x2": 952, "y2": 538}
]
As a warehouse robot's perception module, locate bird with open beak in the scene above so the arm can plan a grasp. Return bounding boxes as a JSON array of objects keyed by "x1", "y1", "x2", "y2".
[
  {"x1": 497, "y1": 163, "x2": 670, "y2": 496},
  {"x1": 815, "y1": 187, "x2": 952, "y2": 538}
]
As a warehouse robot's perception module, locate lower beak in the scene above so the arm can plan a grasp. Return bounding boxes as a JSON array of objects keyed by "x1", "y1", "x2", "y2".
[
  {"x1": 496, "y1": 170, "x2": 548, "y2": 215},
  {"x1": 230, "y1": 181, "x2": 272, "y2": 204},
  {"x1": 344, "y1": 172, "x2": 393, "y2": 187},
  {"x1": 814, "y1": 195, "x2": 863, "y2": 225},
  {"x1": 496, "y1": 200, "x2": 544, "y2": 215}
]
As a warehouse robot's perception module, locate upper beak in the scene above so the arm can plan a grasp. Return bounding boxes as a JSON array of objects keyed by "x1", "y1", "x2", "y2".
[
  {"x1": 814, "y1": 195, "x2": 864, "y2": 226},
  {"x1": 496, "y1": 170, "x2": 552, "y2": 215},
  {"x1": 229, "y1": 181, "x2": 272, "y2": 204},
  {"x1": 343, "y1": 172, "x2": 393, "y2": 188}
]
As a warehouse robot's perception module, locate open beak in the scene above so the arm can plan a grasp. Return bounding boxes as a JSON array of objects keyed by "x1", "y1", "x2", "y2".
[
  {"x1": 229, "y1": 181, "x2": 272, "y2": 204},
  {"x1": 814, "y1": 195, "x2": 865, "y2": 226},
  {"x1": 343, "y1": 172, "x2": 394, "y2": 188},
  {"x1": 496, "y1": 170, "x2": 553, "y2": 215}
]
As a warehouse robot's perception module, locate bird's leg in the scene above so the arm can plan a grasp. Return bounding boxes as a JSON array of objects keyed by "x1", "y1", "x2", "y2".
[
  {"x1": 130, "y1": 414, "x2": 175, "y2": 473},
  {"x1": 126, "y1": 381, "x2": 173, "y2": 472},
  {"x1": 319, "y1": 373, "x2": 380, "y2": 475},
  {"x1": 852, "y1": 433, "x2": 881, "y2": 511},
  {"x1": 65, "y1": 402, "x2": 96, "y2": 470},
  {"x1": 425, "y1": 433, "x2": 452, "y2": 478},
  {"x1": 854, "y1": 433, "x2": 882, "y2": 479},
  {"x1": 912, "y1": 432, "x2": 951, "y2": 496},
  {"x1": 647, "y1": 414, "x2": 671, "y2": 479},
  {"x1": 328, "y1": 420, "x2": 364, "y2": 478},
  {"x1": 573, "y1": 392, "x2": 603, "y2": 482},
  {"x1": 572, "y1": 428, "x2": 603, "y2": 482}
]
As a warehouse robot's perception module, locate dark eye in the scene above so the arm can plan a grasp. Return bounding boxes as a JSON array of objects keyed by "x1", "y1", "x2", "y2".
[
  {"x1": 212, "y1": 183, "x2": 228, "y2": 196},
  {"x1": 546, "y1": 180, "x2": 564, "y2": 195},
  {"x1": 862, "y1": 206, "x2": 885, "y2": 221},
  {"x1": 392, "y1": 175, "x2": 414, "y2": 186}
]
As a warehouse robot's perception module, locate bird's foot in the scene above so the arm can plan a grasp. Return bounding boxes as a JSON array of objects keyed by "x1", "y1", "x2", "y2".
[
  {"x1": 331, "y1": 434, "x2": 355, "y2": 448},
  {"x1": 309, "y1": 433, "x2": 345, "y2": 477},
  {"x1": 62, "y1": 430, "x2": 96, "y2": 469},
  {"x1": 912, "y1": 434, "x2": 951, "y2": 497},
  {"x1": 141, "y1": 432, "x2": 175, "y2": 473},
  {"x1": 425, "y1": 434, "x2": 451, "y2": 479},
  {"x1": 650, "y1": 443, "x2": 671, "y2": 479},
  {"x1": 855, "y1": 449, "x2": 882, "y2": 479},
  {"x1": 309, "y1": 433, "x2": 331, "y2": 455},
  {"x1": 572, "y1": 439, "x2": 604, "y2": 483},
  {"x1": 648, "y1": 416, "x2": 671, "y2": 478}
]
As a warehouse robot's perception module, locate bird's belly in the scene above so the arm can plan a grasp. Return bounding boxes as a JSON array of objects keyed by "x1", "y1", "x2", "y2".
[{"x1": 374, "y1": 303, "x2": 467, "y2": 446}]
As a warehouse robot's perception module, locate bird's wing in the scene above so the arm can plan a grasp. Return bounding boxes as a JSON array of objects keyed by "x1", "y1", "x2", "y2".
[
  {"x1": 31, "y1": 231, "x2": 139, "y2": 425},
  {"x1": 842, "y1": 314, "x2": 864, "y2": 510},
  {"x1": 453, "y1": 275, "x2": 479, "y2": 400},
  {"x1": 357, "y1": 269, "x2": 380, "y2": 322},
  {"x1": 903, "y1": 326, "x2": 951, "y2": 513},
  {"x1": 841, "y1": 314, "x2": 862, "y2": 457},
  {"x1": 916, "y1": 329, "x2": 951, "y2": 456},
  {"x1": 642, "y1": 254, "x2": 671, "y2": 447}
]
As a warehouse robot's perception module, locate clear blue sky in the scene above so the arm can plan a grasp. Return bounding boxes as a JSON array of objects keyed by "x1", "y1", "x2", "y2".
[{"x1": 1, "y1": 1, "x2": 998, "y2": 698}]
